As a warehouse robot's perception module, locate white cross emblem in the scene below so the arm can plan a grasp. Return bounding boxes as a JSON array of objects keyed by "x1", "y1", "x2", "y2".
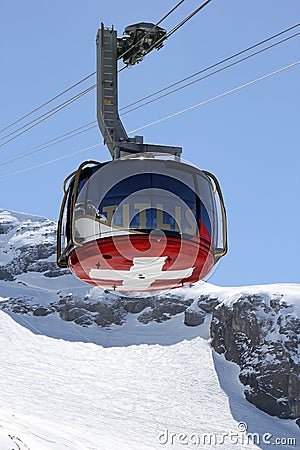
[{"x1": 89, "y1": 256, "x2": 194, "y2": 289}]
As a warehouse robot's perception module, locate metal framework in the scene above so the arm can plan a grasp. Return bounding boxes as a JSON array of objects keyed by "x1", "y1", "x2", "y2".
[{"x1": 96, "y1": 23, "x2": 182, "y2": 159}]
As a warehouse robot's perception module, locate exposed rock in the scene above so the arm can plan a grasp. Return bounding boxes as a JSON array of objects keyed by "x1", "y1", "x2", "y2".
[
  {"x1": 184, "y1": 307, "x2": 206, "y2": 326},
  {"x1": 44, "y1": 268, "x2": 70, "y2": 278},
  {"x1": 74, "y1": 314, "x2": 94, "y2": 327},
  {"x1": 0, "y1": 223, "x2": 14, "y2": 234},
  {"x1": 0, "y1": 267, "x2": 14, "y2": 281},
  {"x1": 184, "y1": 294, "x2": 219, "y2": 326},
  {"x1": 197, "y1": 294, "x2": 220, "y2": 313},
  {"x1": 0, "y1": 297, "x2": 33, "y2": 314},
  {"x1": 33, "y1": 306, "x2": 52, "y2": 317},
  {"x1": 137, "y1": 297, "x2": 192, "y2": 324},
  {"x1": 138, "y1": 308, "x2": 170, "y2": 324},
  {"x1": 123, "y1": 297, "x2": 150, "y2": 314},
  {"x1": 211, "y1": 292, "x2": 300, "y2": 420},
  {"x1": 0, "y1": 212, "x2": 57, "y2": 280},
  {"x1": 1, "y1": 292, "x2": 194, "y2": 328},
  {"x1": 7, "y1": 243, "x2": 56, "y2": 276},
  {"x1": 55, "y1": 294, "x2": 127, "y2": 327},
  {"x1": 59, "y1": 307, "x2": 91, "y2": 322}
]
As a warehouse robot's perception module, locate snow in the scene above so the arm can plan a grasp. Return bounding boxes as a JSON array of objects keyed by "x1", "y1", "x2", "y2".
[
  {"x1": 14, "y1": 271, "x2": 83, "y2": 291},
  {"x1": 0, "y1": 310, "x2": 243, "y2": 449},
  {"x1": 186, "y1": 281, "x2": 300, "y2": 317},
  {"x1": 8, "y1": 219, "x2": 55, "y2": 249},
  {"x1": 0, "y1": 208, "x2": 49, "y2": 223},
  {"x1": 0, "y1": 208, "x2": 299, "y2": 449},
  {"x1": 0, "y1": 306, "x2": 299, "y2": 450}
]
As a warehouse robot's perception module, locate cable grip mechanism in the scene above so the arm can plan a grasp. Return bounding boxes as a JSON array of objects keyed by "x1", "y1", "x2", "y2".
[{"x1": 117, "y1": 22, "x2": 167, "y2": 66}]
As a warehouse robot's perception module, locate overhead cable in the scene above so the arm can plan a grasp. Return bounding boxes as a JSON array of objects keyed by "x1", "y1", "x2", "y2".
[
  {"x1": 0, "y1": 85, "x2": 96, "y2": 148},
  {"x1": 122, "y1": 30, "x2": 300, "y2": 115},
  {"x1": 129, "y1": 60, "x2": 300, "y2": 134},
  {"x1": 121, "y1": 22, "x2": 300, "y2": 111},
  {"x1": 145, "y1": 0, "x2": 212, "y2": 56},
  {"x1": 166, "y1": 0, "x2": 212, "y2": 38},
  {"x1": 0, "y1": 122, "x2": 97, "y2": 167},
  {"x1": 0, "y1": 143, "x2": 103, "y2": 178},
  {"x1": 1, "y1": 59, "x2": 298, "y2": 178},
  {"x1": 0, "y1": 0, "x2": 187, "y2": 141},
  {"x1": 0, "y1": 72, "x2": 96, "y2": 135},
  {"x1": 1, "y1": 24, "x2": 299, "y2": 165}
]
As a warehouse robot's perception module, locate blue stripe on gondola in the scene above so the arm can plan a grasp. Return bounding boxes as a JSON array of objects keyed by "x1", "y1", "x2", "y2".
[{"x1": 99, "y1": 173, "x2": 212, "y2": 236}]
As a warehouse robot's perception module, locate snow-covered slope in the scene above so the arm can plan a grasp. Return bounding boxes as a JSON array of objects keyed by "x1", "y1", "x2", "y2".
[
  {"x1": 0, "y1": 306, "x2": 299, "y2": 450},
  {"x1": 0, "y1": 209, "x2": 299, "y2": 449}
]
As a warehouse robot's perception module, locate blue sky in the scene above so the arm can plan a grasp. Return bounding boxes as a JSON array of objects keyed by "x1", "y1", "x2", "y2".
[{"x1": 1, "y1": 0, "x2": 299, "y2": 287}]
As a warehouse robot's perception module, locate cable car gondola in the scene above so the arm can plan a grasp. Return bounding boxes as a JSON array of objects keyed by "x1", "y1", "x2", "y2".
[{"x1": 57, "y1": 23, "x2": 227, "y2": 291}]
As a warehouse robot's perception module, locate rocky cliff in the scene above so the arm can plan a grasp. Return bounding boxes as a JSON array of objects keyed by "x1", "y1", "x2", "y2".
[{"x1": 185, "y1": 284, "x2": 300, "y2": 424}]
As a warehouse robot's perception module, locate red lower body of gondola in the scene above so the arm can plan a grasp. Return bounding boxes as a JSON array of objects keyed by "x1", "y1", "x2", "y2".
[{"x1": 68, "y1": 232, "x2": 214, "y2": 291}]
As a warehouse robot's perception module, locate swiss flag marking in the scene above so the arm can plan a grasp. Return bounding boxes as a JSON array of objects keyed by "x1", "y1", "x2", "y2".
[{"x1": 89, "y1": 256, "x2": 194, "y2": 289}]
